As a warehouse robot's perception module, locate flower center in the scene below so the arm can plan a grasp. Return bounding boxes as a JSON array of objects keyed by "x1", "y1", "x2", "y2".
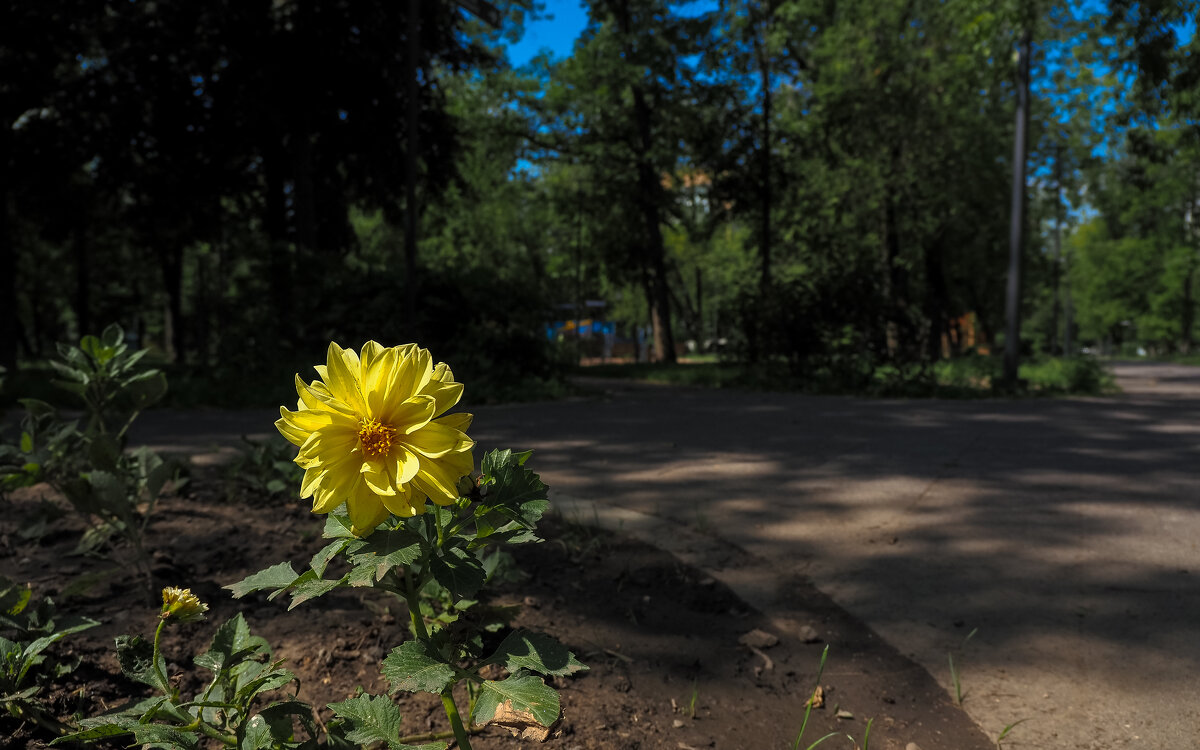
[{"x1": 358, "y1": 418, "x2": 397, "y2": 458}]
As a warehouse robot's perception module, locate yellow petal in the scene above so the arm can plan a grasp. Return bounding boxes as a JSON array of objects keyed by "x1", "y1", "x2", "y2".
[
  {"x1": 276, "y1": 417, "x2": 309, "y2": 447},
  {"x1": 434, "y1": 412, "x2": 473, "y2": 433},
  {"x1": 393, "y1": 445, "x2": 421, "y2": 484},
  {"x1": 300, "y1": 465, "x2": 325, "y2": 499},
  {"x1": 361, "y1": 459, "x2": 396, "y2": 496},
  {"x1": 364, "y1": 347, "x2": 398, "y2": 419},
  {"x1": 413, "y1": 450, "x2": 473, "y2": 505},
  {"x1": 297, "y1": 428, "x2": 358, "y2": 466},
  {"x1": 380, "y1": 487, "x2": 419, "y2": 517},
  {"x1": 323, "y1": 342, "x2": 367, "y2": 414},
  {"x1": 383, "y1": 395, "x2": 436, "y2": 434},
  {"x1": 402, "y1": 422, "x2": 473, "y2": 459},
  {"x1": 346, "y1": 478, "x2": 388, "y2": 536},
  {"x1": 424, "y1": 380, "x2": 464, "y2": 417},
  {"x1": 312, "y1": 488, "x2": 342, "y2": 514}
]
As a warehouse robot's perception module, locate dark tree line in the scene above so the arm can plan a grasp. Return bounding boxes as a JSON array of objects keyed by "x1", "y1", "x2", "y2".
[{"x1": 3, "y1": 0, "x2": 1199, "y2": 391}]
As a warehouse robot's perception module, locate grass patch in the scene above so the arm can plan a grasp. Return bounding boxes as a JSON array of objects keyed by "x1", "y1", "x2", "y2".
[{"x1": 578, "y1": 354, "x2": 1116, "y2": 398}]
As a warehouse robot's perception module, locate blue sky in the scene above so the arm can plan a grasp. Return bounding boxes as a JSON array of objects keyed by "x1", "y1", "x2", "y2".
[{"x1": 506, "y1": 1, "x2": 589, "y2": 67}]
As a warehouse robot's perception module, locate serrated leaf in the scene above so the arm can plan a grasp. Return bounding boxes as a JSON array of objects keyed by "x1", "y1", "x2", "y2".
[
  {"x1": 226, "y1": 562, "x2": 301, "y2": 599},
  {"x1": 54, "y1": 719, "x2": 142, "y2": 744},
  {"x1": 429, "y1": 547, "x2": 486, "y2": 601},
  {"x1": 240, "y1": 713, "x2": 274, "y2": 750},
  {"x1": 382, "y1": 640, "x2": 457, "y2": 695},
  {"x1": 310, "y1": 539, "x2": 349, "y2": 577},
  {"x1": 327, "y1": 694, "x2": 404, "y2": 747},
  {"x1": 257, "y1": 700, "x2": 318, "y2": 743},
  {"x1": 234, "y1": 666, "x2": 294, "y2": 705},
  {"x1": 126, "y1": 722, "x2": 201, "y2": 748},
  {"x1": 347, "y1": 562, "x2": 376, "y2": 587},
  {"x1": 323, "y1": 512, "x2": 357, "y2": 539},
  {"x1": 287, "y1": 574, "x2": 347, "y2": 610},
  {"x1": 348, "y1": 528, "x2": 425, "y2": 579},
  {"x1": 471, "y1": 670, "x2": 560, "y2": 728},
  {"x1": 483, "y1": 630, "x2": 587, "y2": 677},
  {"x1": 195, "y1": 613, "x2": 268, "y2": 673},
  {"x1": 115, "y1": 634, "x2": 169, "y2": 693}
]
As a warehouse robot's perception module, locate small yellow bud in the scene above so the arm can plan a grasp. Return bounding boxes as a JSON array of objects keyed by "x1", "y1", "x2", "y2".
[{"x1": 160, "y1": 587, "x2": 208, "y2": 623}]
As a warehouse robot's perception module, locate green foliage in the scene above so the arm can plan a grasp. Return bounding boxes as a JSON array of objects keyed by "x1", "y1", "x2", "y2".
[
  {"x1": 229, "y1": 449, "x2": 585, "y2": 749},
  {"x1": 0, "y1": 577, "x2": 99, "y2": 733},
  {"x1": 326, "y1": 694, "x2": 445, "y2": 750},
  {"x1": 57, "y1": 612, "x2": 307, "y2": 750},
  {"x1": 223, "y1": 436, "x2": 305, "y2": 500},
  {"x1": 0, "y1": 326, "x2": 180, "y2": 594}
]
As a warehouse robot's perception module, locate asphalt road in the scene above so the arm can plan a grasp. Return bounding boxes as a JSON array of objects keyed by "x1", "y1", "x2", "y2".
[{"x1": 130, "y1": 361, "x2": 1200, "y2": 749}]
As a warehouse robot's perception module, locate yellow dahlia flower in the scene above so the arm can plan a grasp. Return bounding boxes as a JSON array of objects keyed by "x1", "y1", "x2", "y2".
[
  {"x1": 276, "y1": 341, "x2": 475, "y2": 536},
  {"x1": 160, "y1": 587, "x2": 208, "y2": 623}
]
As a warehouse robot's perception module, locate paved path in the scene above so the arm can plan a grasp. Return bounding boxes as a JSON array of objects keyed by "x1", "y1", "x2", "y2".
[{"x1": 131, "y1": 362, "x2": 1200, "y2": 749}]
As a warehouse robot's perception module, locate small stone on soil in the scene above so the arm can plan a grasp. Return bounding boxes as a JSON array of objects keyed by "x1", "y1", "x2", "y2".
[{"x1": 738, "y1": 628, "x2": 779, "y2": 648}]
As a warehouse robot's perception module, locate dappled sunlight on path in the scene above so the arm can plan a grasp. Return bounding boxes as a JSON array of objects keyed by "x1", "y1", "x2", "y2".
[{"x1": 468, "y1": 369, "x2": 1200, "y2": 749}]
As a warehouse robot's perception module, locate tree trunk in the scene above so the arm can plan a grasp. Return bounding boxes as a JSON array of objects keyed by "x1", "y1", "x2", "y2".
[
  {"x1": 157, "y1": 242, "x2": 185, "y2": 363},
  {"x1": 923, "y1": 231, "x2": 949, "y2": 361},
  {"x1": 1002, "y1": 29, "x2": 1032, "y2": 385},
  {"x1": 0, "y1": 126, "x2": 16, "y2": 369},
  {"x1": 614, "y1": 0, "x2": 676, "y2": 364},
  {"x1": 264, "y1": 144, "x2": 294, "y2": 331},
  {"x1": 74, "y1": 197, "x2": 91, "y2": 337},
  {"x1": 757, "y1": 17, "x2": 772, "y2": 294}
]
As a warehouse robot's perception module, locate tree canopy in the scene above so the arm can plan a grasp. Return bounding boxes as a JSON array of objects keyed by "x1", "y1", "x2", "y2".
[{"x1": 2, "y1": 0, "x2": 1198, "y2": 393}]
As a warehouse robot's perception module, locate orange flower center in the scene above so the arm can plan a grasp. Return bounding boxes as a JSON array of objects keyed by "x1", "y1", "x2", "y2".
[{"x1": 358, "y1": 418, "x2": 396, "y2": 458}]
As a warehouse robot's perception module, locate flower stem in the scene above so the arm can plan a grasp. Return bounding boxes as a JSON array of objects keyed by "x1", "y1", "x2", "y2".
[
  {"x1": 397, "y1": 722, "x2": 486, "y2": 745},
  {"x1": 151, "y1": 618, "x2": 174, "y2": 700},
  {"x1": 440, "y1": 691, "x2": 473, "y2": 750},
  {"x1": 403, "y1": 567, "x2": 430, "y2": 641}
]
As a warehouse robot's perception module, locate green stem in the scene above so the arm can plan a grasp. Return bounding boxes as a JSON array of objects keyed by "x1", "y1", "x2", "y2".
[
  {"x1": 8, "y1": 702, "x2": 75, "y2": 736},
  {"x1": 397, "y1": 722, "x2": 486, "y2": 745},
  {"x1": 440, "y1": 691, "x2": 473, "y2": 750},
  {"x1": 186, "y1": 717, "x2": 237, "y2": 746},
  {"x1": 403, "y1": 567, "x2": 430, "y2": 641},
  {"x1": 152, "y1": 618, "x2": 174, "y2": 700}
]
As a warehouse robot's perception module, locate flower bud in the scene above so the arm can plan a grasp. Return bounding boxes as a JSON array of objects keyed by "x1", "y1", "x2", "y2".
[{"x1": 160, "y1": 587, "x2": 209, "y2": 623}]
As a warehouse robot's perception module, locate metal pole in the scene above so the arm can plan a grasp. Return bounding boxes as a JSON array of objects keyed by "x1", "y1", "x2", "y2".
[{"x1": 1003, "y1": 30, "x2": 1031, "y2": 386}]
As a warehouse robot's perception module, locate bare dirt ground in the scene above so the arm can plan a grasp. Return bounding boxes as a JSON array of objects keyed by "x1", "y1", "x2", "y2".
[{"x1": 0, "y1": 477, "x2": 991, "y2": 750}]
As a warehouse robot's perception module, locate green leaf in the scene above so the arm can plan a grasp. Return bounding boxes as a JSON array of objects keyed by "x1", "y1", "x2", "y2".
[
  {"x1": 122, "y1": 370, "x2": 168, "y2": 409},
  {"x1": 288, "y1": 574, "x2": 347, "y2": 609},
  {"x1": 257, "y1": 700, "x2": 319, "y2": 744},
  {"x1": 126, "y1": 723, "x2": 201, "y2": 748},
  {"x1": 195, "y1": 613, "x2": 268, "y2": 674},
  {"x1": 429, "y1": 547, "x2": 486, "y2": 601},
  {"x1": 478, "y1": 449, "x2": 549, "y2": 529},
  {"x1": 381, "y1": 640, "x2": 456, "y2": 695},
  {"x1": 239, "y1": 713, "x2": 274, "y2": 750},
  {"x1": 483, "y1": 630, "x2": 587, "y2": 677},
  {"x1": 115, "y1": 634, "x2": 169, "y2": 693},
  {"x1": 1, "y1": 581, "x2": 31, "y2": 617},
  {"x1": 348, "y1": 528, "x2": 425, "y2": 579},
  {"x1": 471, "y1": 669, "x2": 560, "y2": 728},
  {"x1": 226, "y1": 562, "x2": 302, "y2": 599},
  {"x1": 328, "y1": 693, "x2": 445, "y2": 750},
  {"x1": 234, "y1": 666, "x2": 295, "y2": 707},
  {"x1": 87, "y1": 434, "x2": 122, "y2": 471},
  {"x1": 18, "y1": 399, "x2": 56, "y2": 419},
  {"x1": 309, "y1": 539, "x2": 350, "y2": 577},
  {"x1": 323, "y1": 511, "x2": 357, "y2": 539}
]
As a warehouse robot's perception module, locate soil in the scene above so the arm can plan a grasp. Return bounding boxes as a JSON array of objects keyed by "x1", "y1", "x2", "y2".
[{"x1": 1, "y1": 471, "x2": 993, "y2": 750}]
